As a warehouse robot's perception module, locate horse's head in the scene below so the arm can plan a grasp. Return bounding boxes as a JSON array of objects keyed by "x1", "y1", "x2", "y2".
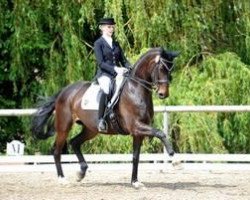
[
  {"x1": 153, "y1": 48, "x2": 179, "y2": 99},
  {"x1": 130, "y1": 48, "x2": 179, "y2": 99}
]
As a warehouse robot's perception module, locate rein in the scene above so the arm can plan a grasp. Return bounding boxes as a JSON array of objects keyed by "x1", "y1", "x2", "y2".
[
  {"x1": 126, "y1": 57, "x2": 174, "y2": 92},
  {"x1": 126, "y1": 75, "x2": 154, "y2": 91}
]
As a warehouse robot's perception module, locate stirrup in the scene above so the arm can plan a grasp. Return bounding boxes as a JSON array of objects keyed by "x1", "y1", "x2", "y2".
[{"x1": 98, "y1": 119, "x2": 107, "y2": 132}]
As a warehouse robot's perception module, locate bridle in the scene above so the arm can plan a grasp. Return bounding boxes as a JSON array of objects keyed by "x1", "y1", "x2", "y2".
[
  {"x1": 159, "y1": 57, "x2": 174, "y2": 73},
  {"x1": 153, "y1": 57, "x2": 174, "y2": 84},
  {"x1": 126, "y1": 56, "x2": 174, "y2": 92}
]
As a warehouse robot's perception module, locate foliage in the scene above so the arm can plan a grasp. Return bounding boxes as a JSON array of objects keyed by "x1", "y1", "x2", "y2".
[
  {"x1": 164, "y1": 52, "x2": 250, "y2": 153},
  {"x1": 0, "y1": 0, "x2": 250, "y2": 154}
]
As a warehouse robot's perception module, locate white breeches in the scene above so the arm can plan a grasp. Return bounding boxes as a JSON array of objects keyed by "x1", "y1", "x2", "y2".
[
  {"x1": 97, "y1": 73, "x2": 125, "y2": 98},
  {"x1": 97, "y1": 75, "x2": 112, "y2": 94}
]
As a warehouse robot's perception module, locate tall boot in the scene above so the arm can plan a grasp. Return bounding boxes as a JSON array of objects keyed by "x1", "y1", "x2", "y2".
[{"x1": 98, "y1": 91, "x2": 108, "y2": 132}]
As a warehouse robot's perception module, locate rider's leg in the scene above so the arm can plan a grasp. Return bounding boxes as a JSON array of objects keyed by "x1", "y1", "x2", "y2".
[
  {"x1": 109, "y1": 73, "x2": 124, "y2": 105},
  {"x1": 97, "y1": 75, "x2": 111, "y2": 132},
  {"x1": 98, "y1": 90, "x2": 108, "y2": 132}
]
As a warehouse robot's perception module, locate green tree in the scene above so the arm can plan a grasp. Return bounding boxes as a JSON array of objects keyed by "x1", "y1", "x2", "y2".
[{"x1": 0, "y1": 0, "x2": 249, "y2": 154}]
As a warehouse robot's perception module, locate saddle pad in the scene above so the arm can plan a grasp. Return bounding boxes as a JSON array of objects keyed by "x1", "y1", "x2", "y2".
[
  {"x1": 81, "y1": 83, "x2": 101, "y2": 110},
  {"x1": 81, "y1": 74, "x2": 125, "y2": 110}
]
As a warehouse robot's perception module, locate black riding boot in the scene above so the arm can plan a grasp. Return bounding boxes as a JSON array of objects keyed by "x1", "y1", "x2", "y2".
[{"x1": 98, "y1": 91, "x2": 108, "y2": 132}]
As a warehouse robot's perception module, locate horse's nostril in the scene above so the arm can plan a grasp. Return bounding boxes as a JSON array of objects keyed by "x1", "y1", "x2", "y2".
[
  {"x1": 158, "y1": 93, "x2": 165, "y2": 99},
  {"x1": 158, "y1": 92, "x2": 169, "y2": 99}
]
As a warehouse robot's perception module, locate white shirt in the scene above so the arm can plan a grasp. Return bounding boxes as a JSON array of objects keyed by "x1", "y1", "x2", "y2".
[{"x1": 102, "y1": 35, "x2": 113, "y2": 48}]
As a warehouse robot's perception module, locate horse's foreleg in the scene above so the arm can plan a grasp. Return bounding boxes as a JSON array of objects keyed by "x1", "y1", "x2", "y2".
[
  {"x1": 154, "y1": 130, "x2": 174, "y2": 156},
  {"x1": 131, "y1": 136, "x2": 145, "y2": 188},
  {"x1": 70, "y1": 130, "x2": 88, "y2": 181},
  {"x1": 131, "y1": 136, "x2": 142, "y2": 183},
  {"x1": 134, "y1": 122, "x2": 174, "y2": 156}
]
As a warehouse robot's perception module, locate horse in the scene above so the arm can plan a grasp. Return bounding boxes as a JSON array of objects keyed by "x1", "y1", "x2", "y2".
[{"x1": 31, "y1": 47, "x2": 179, "y2": 188}]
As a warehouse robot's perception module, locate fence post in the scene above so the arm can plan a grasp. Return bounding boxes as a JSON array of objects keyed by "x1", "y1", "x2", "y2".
[
  {"x1": 163, "y1": 111, "x2": 169, "y2": 136},
  {"x1": 163, "y1": 110, "x2": 169, "y2": 154}
]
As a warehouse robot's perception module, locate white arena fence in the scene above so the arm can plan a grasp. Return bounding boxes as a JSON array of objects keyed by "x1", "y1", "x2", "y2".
[
  {"x1": 0, "y1": 105, "x2": 250, "y2": 173},
  {"x1": 1, "y1": 153, "x2": 250, "y2": 173}
]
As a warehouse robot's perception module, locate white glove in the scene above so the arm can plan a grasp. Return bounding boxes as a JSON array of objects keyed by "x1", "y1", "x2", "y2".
[{"x1": 114, "y1": 66, "x2": 128, "y2": 74}]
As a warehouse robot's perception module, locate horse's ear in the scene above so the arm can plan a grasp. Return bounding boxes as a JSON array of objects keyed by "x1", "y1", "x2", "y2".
[
  {"x1": 155, "y1": 55, "x2": 160, "y2": 63},
  {"x1": 167, "y1": 51, "x2": 180, "y2": 60}
]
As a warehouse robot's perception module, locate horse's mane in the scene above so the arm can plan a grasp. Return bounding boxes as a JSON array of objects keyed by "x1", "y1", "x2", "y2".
[{"x1": 132, "y1": 47, "x2": 163, "y2": 75}]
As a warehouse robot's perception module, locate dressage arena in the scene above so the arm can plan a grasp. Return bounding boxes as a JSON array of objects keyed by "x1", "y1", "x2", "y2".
[
  {"x1": 1, "y1": 106, "x2": 250, "y2": 199},
  {"x1": 1, "y1": 164, "x2": 250, "y2": 200}
]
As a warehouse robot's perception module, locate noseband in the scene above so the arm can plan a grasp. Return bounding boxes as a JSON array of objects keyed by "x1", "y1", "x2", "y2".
[{"x1": 127, "y1": 56, "x2": 174, "y2": 92}]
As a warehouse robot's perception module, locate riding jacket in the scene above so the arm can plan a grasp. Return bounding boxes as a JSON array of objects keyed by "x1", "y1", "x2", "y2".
[{"x1": 94, "y1": 37, "x2": 130, "y2": 78}]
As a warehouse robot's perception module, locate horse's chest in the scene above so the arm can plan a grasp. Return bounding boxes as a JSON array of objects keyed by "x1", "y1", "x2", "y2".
[
  {"x1": 135, "y1": 101, "x2": 153, "y2": 119},
  {"x1": 126, "y1": 85, "x2": 153, "y2": 118}
]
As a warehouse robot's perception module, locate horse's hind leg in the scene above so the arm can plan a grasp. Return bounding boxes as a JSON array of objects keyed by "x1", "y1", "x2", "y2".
[
  {"x1": 70, "y1": 127, "x2": 95, "y2": 181},
  {"x1": 54, "y1": 113, "x2": 73, "y2": 178},
  {"x1": 54, "y1": 131, "x2": 70, "y2": 178}
]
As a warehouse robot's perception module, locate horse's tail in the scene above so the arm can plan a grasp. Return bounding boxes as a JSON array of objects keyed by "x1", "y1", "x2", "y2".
[{"x1": 31, "y1": 91, "x2": 60, "y2": 140}]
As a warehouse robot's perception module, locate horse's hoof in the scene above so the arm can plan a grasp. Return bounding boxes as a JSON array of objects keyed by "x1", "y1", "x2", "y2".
[
  {"x1": 172, "y1": 158, "x2": 183, "y2": 170},
  {"x1": 132, "y1": 181, "x2": 146, "y2": 190},
  {"x1": 76, "y1": 171, "x2": 86, "y2": 182},
  {"x1": 58, "y1": 177, "x2": 69, "y2": 185},
  {"x1": 169, "y1": 150, "x2": 175, "y2": 156}
]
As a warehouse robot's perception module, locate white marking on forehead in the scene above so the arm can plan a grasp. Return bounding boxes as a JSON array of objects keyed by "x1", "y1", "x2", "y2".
[{"x1": 155, "y1": 55, "x2": 160, "y2": 63}]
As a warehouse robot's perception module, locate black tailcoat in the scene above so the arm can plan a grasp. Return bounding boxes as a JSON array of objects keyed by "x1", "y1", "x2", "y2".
[{"x1": 94, "y1": 37, "x2": 130, "y2": 78}]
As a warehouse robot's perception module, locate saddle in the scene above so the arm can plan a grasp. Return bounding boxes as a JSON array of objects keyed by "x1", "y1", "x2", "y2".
[{"x1": 81, "y1": 75, "x2": 127, "y2": 134}]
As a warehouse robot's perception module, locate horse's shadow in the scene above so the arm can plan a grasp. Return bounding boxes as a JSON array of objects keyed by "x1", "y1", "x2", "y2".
[
  {"x1": 81, "y1": 181, "x2": 235, "y2": 190},
  {"x1": 143, "y1": 181, "x2": 234, "y2": 190}
]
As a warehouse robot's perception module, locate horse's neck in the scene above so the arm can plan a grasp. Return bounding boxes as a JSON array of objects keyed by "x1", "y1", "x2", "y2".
[
  {"x1": 118, "y1": 51, "x2": 158, "y2": 117},
  {"x1": 133, "y1": 55, "x2": 155, "y2": 81},
  {"x1": 123, "y1": 80, "x2": 153, "y2": 107}
]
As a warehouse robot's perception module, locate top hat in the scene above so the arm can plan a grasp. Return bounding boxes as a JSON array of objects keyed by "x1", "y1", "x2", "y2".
[{"x1": 99, "y1": 18, "x2": 116, "y2": 25}]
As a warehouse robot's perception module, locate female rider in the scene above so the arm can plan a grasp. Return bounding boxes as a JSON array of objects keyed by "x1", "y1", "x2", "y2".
[{"x1": 94, "y1": 17, "x2": 131, "y2": 132}]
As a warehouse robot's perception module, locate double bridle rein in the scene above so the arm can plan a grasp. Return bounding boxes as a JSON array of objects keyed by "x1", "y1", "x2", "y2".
[{"x1": 126, "y1": 57, "x2": 174, "y2": 92}]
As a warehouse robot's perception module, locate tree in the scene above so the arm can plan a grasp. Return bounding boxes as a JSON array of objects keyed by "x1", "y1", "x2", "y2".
[{"x1": 0, "y1": 0, "x2": 249, "y2": 154}]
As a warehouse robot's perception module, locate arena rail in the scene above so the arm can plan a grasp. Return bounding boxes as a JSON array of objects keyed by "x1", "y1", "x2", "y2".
[
  {"x1": 0, "y1": 105, "x2": 250, "y2": 172},
  {"x1": 1, "y1": 153, "x2": 250, "y2": 173},
  {"x1": 1, "y1": 105, "x2": 250, "y2": 136},
  {"x1": 1, "y1": 105, "x2": 250, "y2": 116}
]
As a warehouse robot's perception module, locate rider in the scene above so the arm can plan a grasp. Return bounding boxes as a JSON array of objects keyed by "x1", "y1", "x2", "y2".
[{"x1": 94, "y1": 17, "x2": 131, "y2": 132}]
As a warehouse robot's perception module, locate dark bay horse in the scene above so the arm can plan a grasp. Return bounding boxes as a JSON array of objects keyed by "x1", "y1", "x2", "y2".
[{"x1": 31, "y1": 47, "x2": 179, "y2": 187}]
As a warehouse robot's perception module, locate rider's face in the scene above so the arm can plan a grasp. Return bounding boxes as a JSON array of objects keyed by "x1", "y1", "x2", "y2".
[{"x1": 100, "y1": 25, "x2": 115, "y2": 37}]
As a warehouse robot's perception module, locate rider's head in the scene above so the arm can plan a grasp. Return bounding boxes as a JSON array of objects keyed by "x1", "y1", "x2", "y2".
[{"x1": 99, "y1": 17, "x2": 116, "y2": 37}]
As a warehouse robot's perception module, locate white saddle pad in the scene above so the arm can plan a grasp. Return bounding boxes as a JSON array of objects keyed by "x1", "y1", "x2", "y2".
[
  {"x1": 81, "y1": 74, "x2": 125, "y2": 110},
  {"x1": 81, "y1": 83, "x2": 101, "y2": 110}
]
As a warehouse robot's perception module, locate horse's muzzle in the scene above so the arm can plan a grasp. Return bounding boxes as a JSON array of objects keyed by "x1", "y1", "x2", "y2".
[
  {"x1": 156, "y1": 84, "x2": 169, "y2": 99},
  {"x1": 158, "y1": 92, "x2": 169, "y2": 99}
]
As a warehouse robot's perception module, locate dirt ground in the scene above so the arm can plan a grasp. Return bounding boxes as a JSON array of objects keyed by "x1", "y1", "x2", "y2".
[{"x1": 0, "y1": 169, "x2": 250, "y2": 200}]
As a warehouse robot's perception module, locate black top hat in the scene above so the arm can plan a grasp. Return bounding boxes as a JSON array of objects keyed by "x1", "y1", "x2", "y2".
[{"x1": 99, "y1": 18, "x2": 116, "y2": 25}]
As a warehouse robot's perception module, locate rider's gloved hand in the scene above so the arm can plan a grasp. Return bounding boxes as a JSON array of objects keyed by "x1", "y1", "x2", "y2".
[{"x1": 114, "y1": 66, "x2": 128, "y2": 74}]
